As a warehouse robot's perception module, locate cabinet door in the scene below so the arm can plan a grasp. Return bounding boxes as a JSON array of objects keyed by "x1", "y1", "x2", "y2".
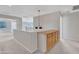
[
  {"x1": 47, "y1": 33, "x2": 54, "y2": 50},
  {"x1": 47, "y1": 31, "x2": 59, "y2": 50}
]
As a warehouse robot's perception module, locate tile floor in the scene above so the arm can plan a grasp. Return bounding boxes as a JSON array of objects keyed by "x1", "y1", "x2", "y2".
[
  {"x1": 47, "y1": 39, "x2": 79, "y2": 54},
  {"x1": 0, "y1": 38, "x2": 79, "y2": 54}
]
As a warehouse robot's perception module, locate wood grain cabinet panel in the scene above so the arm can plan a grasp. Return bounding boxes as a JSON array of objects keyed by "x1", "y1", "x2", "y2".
[{"x1": 46, "y1": 31, "x2": 59, "y2": 50}]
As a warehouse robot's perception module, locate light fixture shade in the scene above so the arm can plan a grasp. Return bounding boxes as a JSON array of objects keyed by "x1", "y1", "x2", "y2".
[
  {"x1": 35, "y1": 26, "x2": 42, "y2": 29},
  {"x1": 35, "y1": 26, "x2": 38, "y2": 29},
  {"x1": 37, "y1": 10, "x2": 43, "y2": 29},
  {"x1": 39, "y1": 26, "x2": 42, "y2": 29}
]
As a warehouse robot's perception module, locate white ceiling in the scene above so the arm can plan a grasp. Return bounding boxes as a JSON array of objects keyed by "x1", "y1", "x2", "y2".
[{"x1": 0, "y1": 5, "x2": 73, "y2": 17}]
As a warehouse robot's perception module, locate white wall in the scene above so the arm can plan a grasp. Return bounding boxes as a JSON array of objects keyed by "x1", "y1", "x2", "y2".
[
  {"x1": 63, "y1": 12, "x2": 79, "y2": 41},
  {"x1": 33, "y1": 12, "x2": 60, "y2": 30},
  {"x1": 37, "y1": 33, "x2": 47, "y2": 52},
  {"x1": 16, "y1": 19, "x2": 22, "y2": 31},
  {"x1": 14, "y1": 31, "x2": 37, "y2": 53}
]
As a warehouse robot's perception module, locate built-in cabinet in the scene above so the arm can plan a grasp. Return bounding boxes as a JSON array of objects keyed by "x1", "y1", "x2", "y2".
[
  {"x1": 38, "y1": 30, "x2": 59, "y2": 52},
  {"x1": 46, "y1": 30, "x2": 59, "y2": 50}
]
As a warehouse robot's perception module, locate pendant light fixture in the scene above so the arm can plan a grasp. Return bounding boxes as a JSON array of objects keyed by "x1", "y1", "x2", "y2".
[{"x1": 35, "y1": 10, "x2": 42, "y2": 29}]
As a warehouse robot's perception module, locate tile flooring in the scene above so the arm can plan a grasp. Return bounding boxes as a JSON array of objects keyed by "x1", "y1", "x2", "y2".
[
  {"x1": 47, "y1": 39, "x2": 79, "y2": 54},
  {"x1": 0, "y1": 38, "x2": 79, "y2": 54}
]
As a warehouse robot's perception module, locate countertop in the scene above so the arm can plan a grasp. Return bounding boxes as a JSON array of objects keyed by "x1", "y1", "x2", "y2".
[{"x1": 25, "y1": 29, "x2": 58, "y2": 33}]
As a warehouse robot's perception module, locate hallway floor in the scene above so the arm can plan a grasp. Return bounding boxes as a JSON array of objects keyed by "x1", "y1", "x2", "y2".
[
  {"x1": 47, "y1": 39, "x2": 79, "y2": 54},
  {"x1": 0, "y1": 39, "x2": 30, "y2": 54},
  {"x1": 0, "y1": 38, "x2": 79, "y2": 54}
]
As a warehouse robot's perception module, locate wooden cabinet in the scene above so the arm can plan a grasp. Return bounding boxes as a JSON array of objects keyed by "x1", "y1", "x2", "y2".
[
  {"x1": 37, "y1": 30, "x2": 59, "y2": 52},
  {"x1": 46, "y1": 30, "x2": 59, "y2": 50}
]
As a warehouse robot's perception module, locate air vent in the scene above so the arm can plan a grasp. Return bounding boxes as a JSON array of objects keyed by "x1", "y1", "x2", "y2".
[{"x1": 72, "y1": 5, "x2": 79, "y2": 10}]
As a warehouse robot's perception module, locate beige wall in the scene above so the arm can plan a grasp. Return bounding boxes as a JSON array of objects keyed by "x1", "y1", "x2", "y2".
[
  {"x1": 33, "y1": 12, "x2": 60, "y2": 30},
  {"x1": 63, "y1": 12, "x2": 79, "y2": 41}
]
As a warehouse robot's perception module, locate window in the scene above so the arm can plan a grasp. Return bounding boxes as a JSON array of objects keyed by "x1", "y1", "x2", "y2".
[
  {"x1": 0, "y1": 18, "x2": 8, "y2": 32},
  {"x1": 0, "y1": 18, "x2": 17, "y2": 32},
  {"x1": 22, "y1": 17, "x2": 33, "y2": 31},
  {"x1": 0, "y1": 21, "x2": 6, "y2": 28}
]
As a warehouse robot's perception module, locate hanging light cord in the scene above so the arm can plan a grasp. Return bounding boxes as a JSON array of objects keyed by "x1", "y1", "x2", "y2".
[{"x1": 38, "y1": 10, "x2": 40, "y2": 26}]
